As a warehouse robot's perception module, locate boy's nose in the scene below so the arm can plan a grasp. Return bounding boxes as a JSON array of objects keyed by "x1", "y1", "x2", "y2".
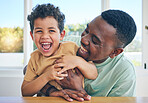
[{"x1": 41, "y1": 33, "x2": 50, "y2": 39}]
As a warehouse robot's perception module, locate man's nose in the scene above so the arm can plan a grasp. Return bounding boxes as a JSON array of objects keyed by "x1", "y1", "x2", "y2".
[{"x1": 81, "y1": 34, "x2": 90, "y2": 46}]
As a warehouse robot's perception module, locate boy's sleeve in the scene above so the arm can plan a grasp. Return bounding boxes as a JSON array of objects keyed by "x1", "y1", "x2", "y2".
[{"x1": 24, "y1": 57, "x2": 37, "y2": 81}]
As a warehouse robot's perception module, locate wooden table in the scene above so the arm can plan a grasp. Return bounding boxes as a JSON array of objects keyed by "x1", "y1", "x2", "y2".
[{"x1": 0, "y1": 97, "x2": 148, "y2": 103}]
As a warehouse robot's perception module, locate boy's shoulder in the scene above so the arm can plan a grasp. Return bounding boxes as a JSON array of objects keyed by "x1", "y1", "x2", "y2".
[
  {"x1": 59, "y1": 41, "x2": 79, "y2": 55},
  {"x1": 30, "y1": 49, "x2": 42, "y2": 59},
  {"x1": 61, "y1": 41, "x2": 78, "y2": 47}
]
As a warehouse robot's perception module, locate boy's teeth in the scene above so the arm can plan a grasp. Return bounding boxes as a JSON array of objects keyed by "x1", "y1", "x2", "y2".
[
  {"x1": 42, "y1": 43, "x2": 51, "y2": 45},
  {"x1": 41, "y1": 42, "x2": 51, "y2": 50}
]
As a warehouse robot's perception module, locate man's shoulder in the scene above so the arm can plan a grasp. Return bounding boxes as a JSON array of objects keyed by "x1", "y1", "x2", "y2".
[
  {"x1": 95, "y1": 52, "x2": 135, "y2": 73},
  {"x1": 113, "y1": 53, "x2": 136, "y2": 76},
  {"x1": 116, "y1": 53, "x2": 135, "y2": 69}
]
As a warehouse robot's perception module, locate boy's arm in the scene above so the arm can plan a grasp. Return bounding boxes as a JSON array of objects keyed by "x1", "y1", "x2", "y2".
[
  {"x1": 21, "y1": 65, "x2": 68, "y2": 96},
  {"x1": 55, "y1": 55, "x2": 98, "y2": 80},
  {"x1": 21, "y1": 73, "x2": 50, "y2": 96}
]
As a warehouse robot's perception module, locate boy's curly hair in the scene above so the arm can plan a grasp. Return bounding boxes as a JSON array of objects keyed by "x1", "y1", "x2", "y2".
[{"x1": 27, "y1": 3, "x2": 65, "y2": 33}]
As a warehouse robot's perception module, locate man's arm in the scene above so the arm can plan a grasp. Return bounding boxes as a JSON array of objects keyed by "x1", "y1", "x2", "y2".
[
  {"x1": 56, "y1": 68, "x2": 84, "y2": 90},
  {"x1": 40, "y1": 69, "x2": 91, "y2": 101},
  {"x1": 40, "y1": 82, "x2": 90, "y2": 102}
]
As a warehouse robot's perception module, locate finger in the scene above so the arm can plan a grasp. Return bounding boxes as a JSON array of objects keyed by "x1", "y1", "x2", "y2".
[
  {"x1": 61, "y1": 93, "x2": 73, "y2": 102},
  {"x1": 50, "y1": 90, "x2": 73, "y2": 102},
  {"x1": 75, "y1": 68, "x2": 83, "y2": 78},
  {"x1": 65, "y1": 90, "x2": 84, "y2": 102},
  {"x1": 58, "y1": 73, "x2": 68, "y2": 77},
  {"x1": 66, "y1": 89, "x2": 90, "y2": 101},
  {"x1": 55, "y1": 58, "x2": 63, "y2": 64},
  {"x1": 54, "y1": 63, "x2": 65, "y2": 68},
  {"x1": 54, "y1": 67, "x2": 62, "y2": 71},
  {"x1": 75, "y1": 68, "x2": 81, "y2": 75},
  {"x1": 79, "y1": 90, "x2": 91, "y2": 101},
  {"x1": 55, "y1": 77, "x2": 64, "y2": 80},
  {"x1": 67, "y1": 69, "x2": 75, "y2": 78},
  {"x1": 58, "y1": 68, "x2": 69, "y2": 74},
  {"x1": 61, "y1": 90, "x2": 74, "y2": 102}
]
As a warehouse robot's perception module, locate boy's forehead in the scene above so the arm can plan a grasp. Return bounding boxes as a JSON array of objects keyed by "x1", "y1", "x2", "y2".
[{"x1": 34, "y1": 16, "x2": 58, "y2": 25}]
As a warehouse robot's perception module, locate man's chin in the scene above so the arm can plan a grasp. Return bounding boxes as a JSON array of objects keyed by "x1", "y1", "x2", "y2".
[{"x1": 76, "y1": 48, "x2": 89, "y2": 61}]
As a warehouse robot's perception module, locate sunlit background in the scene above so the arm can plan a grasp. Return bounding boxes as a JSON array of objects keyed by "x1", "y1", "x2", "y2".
[
  {"x1": 1, "y1": 0, "x2": 148, "y2": 97},
  {"x1": 0, "y1": 0, "x2": 142, "y2": 67}
]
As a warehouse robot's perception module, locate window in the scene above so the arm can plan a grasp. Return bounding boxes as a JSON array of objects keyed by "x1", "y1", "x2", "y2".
[
  {"x1": 0, "y1": 0, "x2": 24, "y2": 68},
  {"x1": 0, "y1": 0, "x2": 142, "y2": 69},
  {"x1": 33, "y1": 0, "x2": 101, "y2": 36}
]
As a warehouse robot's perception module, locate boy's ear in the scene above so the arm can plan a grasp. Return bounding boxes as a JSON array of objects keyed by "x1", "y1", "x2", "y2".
[
  {"x1": 60, "y1": 30, "x2": 66, "y2": 41},
  {"x1": 30, "y1": 31, "x2": 34, "y2": 40},
  {"x1": 109, "y1": 48, "x2": 124, "y2": 58}
]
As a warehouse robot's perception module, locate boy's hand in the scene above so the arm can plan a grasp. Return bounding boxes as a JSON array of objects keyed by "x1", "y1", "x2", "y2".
[
  {"x1": 54, "y1": 55, "x2": 82, "y2": 74},
  {"x1": 43, "y1": 65, "x2": 68, "y2": 81}
]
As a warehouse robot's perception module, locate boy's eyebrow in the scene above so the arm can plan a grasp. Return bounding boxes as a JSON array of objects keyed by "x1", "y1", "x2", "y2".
[
  {"x1": 48, "y1": 27, "x2": 56, "y2": 29},
  {"x1": 34, "y1": 27, "x2": 56, "y2": 30},
  {"x1": 34, "y1": 27, "x2": 42, "y2": 30}
]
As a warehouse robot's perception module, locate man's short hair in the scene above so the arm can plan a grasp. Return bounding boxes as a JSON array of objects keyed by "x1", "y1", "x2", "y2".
[{"x1": 101, "y1": 9, "x2": 137, "y2": 47}]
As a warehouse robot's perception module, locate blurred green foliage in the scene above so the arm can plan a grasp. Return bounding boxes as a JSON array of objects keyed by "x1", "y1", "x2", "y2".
[
  {"x1": 0, "y1": 23, "x2": 141, "y2": 53},
  {"x1": 0, "y1": 27, "x2": 23, "y2": 53}
]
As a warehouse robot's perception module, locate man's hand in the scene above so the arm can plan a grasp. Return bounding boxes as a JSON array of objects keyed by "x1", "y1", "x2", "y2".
[
  {"x1": 50, "y1": 89, "x2": 91, "y2": 102},
  {"x1": 56, "y1": 68, "x2": 84, "y2": 91}
]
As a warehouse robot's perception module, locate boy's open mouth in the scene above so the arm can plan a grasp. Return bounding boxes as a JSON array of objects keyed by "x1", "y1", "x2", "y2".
[{"x1": 41, "y1": 42, "x2": 52, "y2": 50}]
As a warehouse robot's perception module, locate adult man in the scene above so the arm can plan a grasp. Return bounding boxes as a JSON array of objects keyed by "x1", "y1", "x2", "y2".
[{"x1": 42, "y1": 9, "x2": 137, "y2": 102}]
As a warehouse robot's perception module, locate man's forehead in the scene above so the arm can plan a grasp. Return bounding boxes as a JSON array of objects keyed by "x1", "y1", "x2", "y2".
[{"x1": 89, "y1": 16, "x2": 102, "y2": 26}]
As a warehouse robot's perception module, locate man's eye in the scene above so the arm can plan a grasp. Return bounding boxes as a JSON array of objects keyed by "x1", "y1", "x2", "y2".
[{"x1": 92, "y1": 36, "x2": 99, "y2": 44}]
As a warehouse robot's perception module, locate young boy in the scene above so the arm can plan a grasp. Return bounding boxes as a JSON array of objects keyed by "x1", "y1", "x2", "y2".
[{"x1": 21, "y1": 3, "x2": 98, "y2": 96}]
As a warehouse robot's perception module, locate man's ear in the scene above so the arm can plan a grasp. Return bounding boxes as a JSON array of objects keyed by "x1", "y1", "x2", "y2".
[
  {"x1": 30, "y1": 31, "x2": 34, "y2": 40},
  {"x1": 60, "y1": 30, "x2": 65, "y2": 41},
  {"x1": 109, "y1": 48, "x2": 124, "y2": 58}
]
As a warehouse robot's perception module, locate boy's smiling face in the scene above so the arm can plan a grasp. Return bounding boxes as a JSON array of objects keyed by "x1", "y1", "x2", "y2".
[{"x1": 31, "y1": 16, "x2": 65, "y2": 57}]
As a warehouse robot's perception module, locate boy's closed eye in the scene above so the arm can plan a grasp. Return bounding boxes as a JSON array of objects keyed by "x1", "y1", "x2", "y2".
[
  {"x1": 49, "y1": 30, "x2": 55, "y2": 33},
  {"x1": 36, "y1": 30, "x2": 42, "y2": 33}
]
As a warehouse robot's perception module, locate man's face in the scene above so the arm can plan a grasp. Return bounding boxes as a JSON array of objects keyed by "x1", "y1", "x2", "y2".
[{"x1": 77, "y1": 16, "x2": 117, "y2": 63}]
